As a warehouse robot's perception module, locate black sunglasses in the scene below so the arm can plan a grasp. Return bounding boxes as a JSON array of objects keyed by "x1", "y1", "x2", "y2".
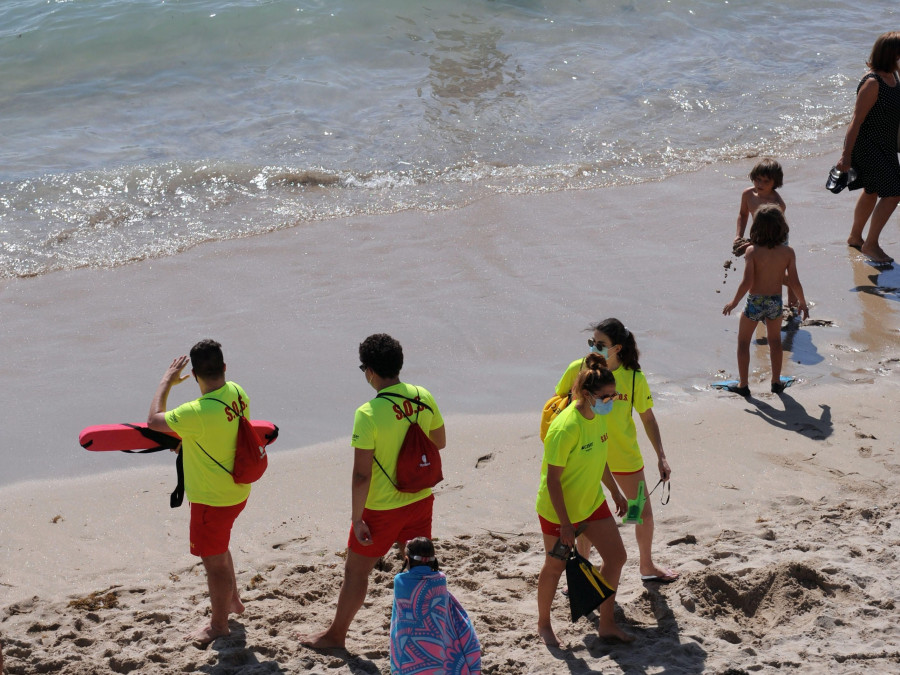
[
  {"x1": 592, "y1": 391, "x2": 619, "y2": 403},
  {"x1": 358, "y1": 364, "x2": 367, "y2": 372}
]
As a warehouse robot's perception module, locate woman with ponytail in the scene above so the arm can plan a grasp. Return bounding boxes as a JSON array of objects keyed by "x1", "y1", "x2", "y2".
[
  {"x1": 555, "y1": 318, "x2": 677, "y2": 584},
  {"x1": 536, "y1": 354, "x2": 631, "y2": 647}
]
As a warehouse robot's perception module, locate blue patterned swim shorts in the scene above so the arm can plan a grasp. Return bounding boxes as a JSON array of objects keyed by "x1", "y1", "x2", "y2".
[{"x1": 743, "y1": 294, "x2": 783, "y2": 322}]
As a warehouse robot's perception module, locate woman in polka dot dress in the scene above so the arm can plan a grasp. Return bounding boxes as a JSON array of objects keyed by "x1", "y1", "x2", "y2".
[{"x1": 838, "y1": 32, "x2": 900, "y2": 264}]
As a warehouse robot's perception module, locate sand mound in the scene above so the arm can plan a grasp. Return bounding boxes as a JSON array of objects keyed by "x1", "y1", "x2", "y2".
[{"x1": 5, "y1": 501, "x2": 899, "y2": 675}]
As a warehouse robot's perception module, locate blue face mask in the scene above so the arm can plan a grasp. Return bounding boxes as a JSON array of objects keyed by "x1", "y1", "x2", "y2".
[
  {"x1": 591, "y1": 399, "x2": 614, "y2": 415},
  {"x1": 590, "y1": 345, "x2": 609, "y2": 359}
]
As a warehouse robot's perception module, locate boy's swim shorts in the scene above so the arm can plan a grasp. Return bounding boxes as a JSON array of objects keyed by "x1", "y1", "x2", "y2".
[{"x1": 743, "y1": 294, "x2": 782, "y2": 322}]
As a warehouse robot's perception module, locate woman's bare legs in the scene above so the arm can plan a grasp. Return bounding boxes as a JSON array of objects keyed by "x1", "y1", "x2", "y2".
[
  {"x1": 582, "y1": 518, "x2": 633, "y2": 642},
  {"x1": 848, "y1": 190, "x2": 877, "y2": 248},
  {"x1": 537, "y1": 533, "x2": 568, "y2": 647},
  {"x1": 613, "y1": 471, "x2": 676, "y2": 580},
  {"x1": 861, "y1": 195, "x2": 900, "y2": 263},
  {"x1": 849, "y1": 190, "x2": 898, "y2": 262}
]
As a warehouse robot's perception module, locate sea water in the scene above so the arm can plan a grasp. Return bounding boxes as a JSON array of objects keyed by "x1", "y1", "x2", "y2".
[{"x1": 1, "y1": 0, "x2": 896, "y2": 278}]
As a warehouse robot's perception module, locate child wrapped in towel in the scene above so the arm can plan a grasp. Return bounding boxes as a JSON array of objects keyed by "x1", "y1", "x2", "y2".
[{"x1": 390, "y1": 537, "x2": 481, "y2": 675}]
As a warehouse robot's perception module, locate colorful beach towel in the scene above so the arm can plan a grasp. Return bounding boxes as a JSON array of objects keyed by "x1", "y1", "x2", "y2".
[{"x1": 390, "y1": 567, "x2": 482, "y2": 675}]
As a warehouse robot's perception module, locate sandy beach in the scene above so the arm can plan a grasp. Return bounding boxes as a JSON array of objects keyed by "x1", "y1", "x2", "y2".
[
  {"x1": 2, "y1": 383, "x2": 899, "y2": 674},
  {"x1": 2, "y1": 152, "x2": 900, "y2": 673}
]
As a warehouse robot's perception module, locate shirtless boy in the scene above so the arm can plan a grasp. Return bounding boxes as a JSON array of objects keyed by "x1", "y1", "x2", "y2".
[
  {"x1": 723, "y1": 204, "x2": 809, "y2": 396},
  {"x1": 735, "y1": 158, "x2": 786, "y2": 251},
  {"x1": 734, "y1": 158, "x2": 799, "y2": 328}
]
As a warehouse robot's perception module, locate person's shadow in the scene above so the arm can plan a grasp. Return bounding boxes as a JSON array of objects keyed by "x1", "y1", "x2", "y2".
[
  {"x1": 852, "y1": 261, "x2": 900, "y2": 301},
  {"x1": 780, "y1": 319, "x2": 823, "y2": 365},
  {"x1": 743, "y1": 392, "x2": 832, "y2": 440},
  {"x1": 546, "y1": 589, "x2": 707, "y2": 674},
  {"x1": 198, "y1": 621, "x2": 289, "y2": 674}
]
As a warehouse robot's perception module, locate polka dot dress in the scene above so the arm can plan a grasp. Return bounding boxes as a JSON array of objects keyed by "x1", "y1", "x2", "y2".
[{"x1": 849, "y1": 72, "x2": 900, "y2": 197}]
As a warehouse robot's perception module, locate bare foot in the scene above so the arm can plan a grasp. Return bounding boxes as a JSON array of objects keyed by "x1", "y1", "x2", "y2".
[
  {"x1": 230, "y1": 595, "x2": 245, "y2": 615},
  {"x1": 297, "y1": 629, "x2": 346, "y2": 650},
  {"x1": 597, "y1": 625, "x2": 635, "y2": 643},
  {"x1": 537, "y1": 624, "x2": 561, "y2": 648},
  {"x1": 847, "y1": 238, "x2": 864, "y2": 250},
  {"x1": 639, "y1": 567, "x2": 679, "y2": 583},
  {"x1": 859, "y1": 243, "x2": 894, "y2": 263},
  {"x1": 185, "y1": 622, "x2": 230, "y2": 645}
]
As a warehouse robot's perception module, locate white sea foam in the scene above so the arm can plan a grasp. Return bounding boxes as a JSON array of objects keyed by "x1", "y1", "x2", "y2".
[{"x1": 0, "y1": 0, "x2": 894, "y2": 277}]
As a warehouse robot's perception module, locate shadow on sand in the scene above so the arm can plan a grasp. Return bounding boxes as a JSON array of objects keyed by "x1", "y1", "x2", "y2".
[
  {"x1": 743, "y1": 393, "x2": 833, "y2": 441},
  {"x1": 544, "y1": 588, "x2": 707, "y2": 674},
  {"x1": 198, "y1": 621, "x2": 288, "y2": 674}
]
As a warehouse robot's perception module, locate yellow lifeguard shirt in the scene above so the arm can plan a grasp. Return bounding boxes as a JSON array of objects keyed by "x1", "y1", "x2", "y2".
[
  {"x1": 166, "y1": 382, "x2": 251, "y2": 507},
  {"x1": 555, "y1": 359, "x2": 653, "y2": 472},
  {"x1": 352, "y1": 383, "x2": 443, "y2": 511},
  {"x1": 535, "y1": 403, "x2": 609, "y2": 524}
]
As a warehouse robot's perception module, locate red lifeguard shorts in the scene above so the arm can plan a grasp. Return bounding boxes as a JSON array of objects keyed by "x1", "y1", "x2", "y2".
[
  {"x1": 189, "y1": 499, "x2": 247, "y2": 558},
  {"x1": 538, "y1": 500, "x2": 612, "y2": 537},
  {"x1": 348, "y1": 495, "x2": 434, "y2": 558}
]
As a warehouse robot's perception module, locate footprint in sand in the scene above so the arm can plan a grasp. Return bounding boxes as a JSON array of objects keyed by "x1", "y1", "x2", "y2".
[{"x1": 476, "y1": 453, "x2": 494, "y2": 468}]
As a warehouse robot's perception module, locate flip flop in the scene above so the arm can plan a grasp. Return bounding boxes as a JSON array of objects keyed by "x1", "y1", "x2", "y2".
[{"x1": 641, "y1": 571, "x2": 679, "y2": 584}]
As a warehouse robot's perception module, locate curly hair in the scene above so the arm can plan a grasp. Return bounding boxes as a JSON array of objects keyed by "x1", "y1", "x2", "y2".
[{"x1": 359, "y1": 333, "x2": 404, "y2": 378}]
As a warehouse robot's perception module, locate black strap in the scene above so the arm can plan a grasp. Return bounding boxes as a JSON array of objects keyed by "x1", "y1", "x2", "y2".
[
  {"x1": 196, "y1": 389, "x2": 246, "y2": 477},
  {"x1": 120, "y1": 423, "x2": 180, "y2": 453},
  {"x1": 631, "y1": 370, "x2": 636, "y2": 416},
  {"x1": 170, "y1": 451, "x2": 185, "y2": 508},
  {"x1": 114, "y1": 424, "x2": 183, "y2": 507},
  {"x1": 372, "y1": 454, "x2": 399, "y2": 490},
  {"x1": 196, "y1": 440, "x2": 234, "y2": 476},
  {"x1": 205, "y1": 393, "x2": 245, "y2": 420},
  {"x1": 647, "y1": 478, "x2": 671, "y2": 505},
  {"x1": 375, "y1": 390, "x2": 433, "y2": 424}
]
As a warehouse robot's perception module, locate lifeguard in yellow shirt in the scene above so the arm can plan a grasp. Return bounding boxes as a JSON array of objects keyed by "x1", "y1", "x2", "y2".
[
  {"x1": 537, "y1": 353, "x2": 630, "y2": 647},
  {"x1": 299, "y1": 333, "x2": 446, "y2": 651},
  {"x1": 556, "y1": 318, "x2": 677, "y2": 584},
  {"x1": 147, "y1": 339, "x2": 251, "y2": 645}
]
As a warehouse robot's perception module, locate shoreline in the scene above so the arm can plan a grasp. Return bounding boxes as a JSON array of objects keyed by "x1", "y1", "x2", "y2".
[
  {"x1": 3, "y1": 146, "x2": 900, "y2": 672},
  {"x1": 2, "y1": 149, "x2": 900, "y2": 488}
]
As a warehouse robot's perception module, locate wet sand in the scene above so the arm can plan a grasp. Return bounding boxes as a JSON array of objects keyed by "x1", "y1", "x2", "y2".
[{"x1": 2, "y1": 151, "x2": 900, "y2": 673}]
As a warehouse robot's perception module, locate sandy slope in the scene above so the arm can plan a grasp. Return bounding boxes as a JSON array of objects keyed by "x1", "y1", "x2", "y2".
[{"x1": 2, "y1": 378, "x2": 899, "y2": 674}]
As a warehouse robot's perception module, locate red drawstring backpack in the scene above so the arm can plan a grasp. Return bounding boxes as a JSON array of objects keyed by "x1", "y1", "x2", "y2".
[{"x1": 372, "y1": 389, "x2": 443, "y2": 493}]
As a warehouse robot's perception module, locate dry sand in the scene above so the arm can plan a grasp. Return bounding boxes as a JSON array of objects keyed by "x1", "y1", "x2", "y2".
[
  {"x1": 2, "y1": 152, "x2": 900, "y2": 673},
  {"x1": 1, "y1": 380, "x2": 899, "y2": 674}
]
